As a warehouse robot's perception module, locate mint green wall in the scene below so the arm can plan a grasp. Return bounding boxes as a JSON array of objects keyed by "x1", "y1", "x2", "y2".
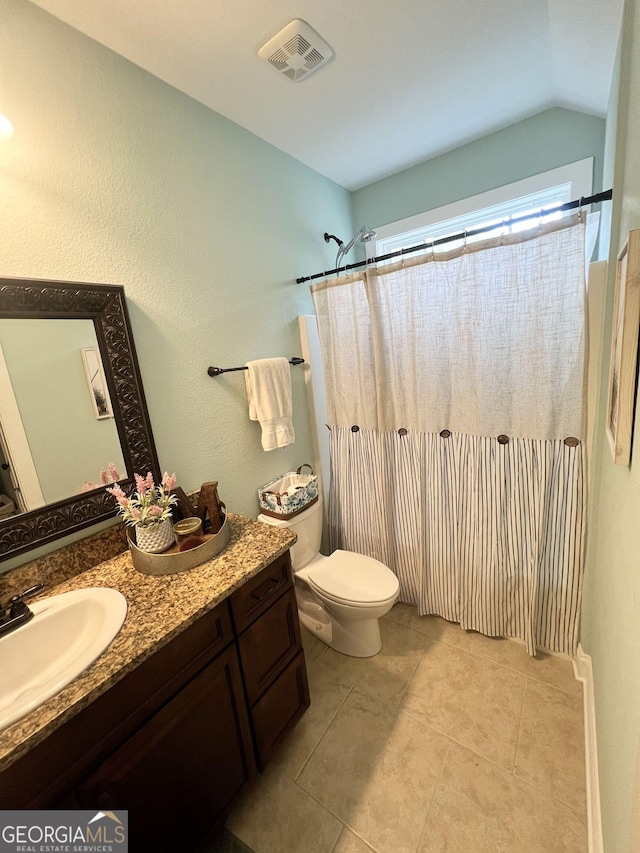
[
  {"x1": 0, "y1": 0, "x2": 352, "y2": 569},
  {"x1": 352, "y1": 108, "x2": 605, "y2": 229},
  {"x1": 580, "y1": 0, "x2": 640, "y2": 850},
  {"x1": 0, "y1": 319, "x2": 125, "y2": 504}
]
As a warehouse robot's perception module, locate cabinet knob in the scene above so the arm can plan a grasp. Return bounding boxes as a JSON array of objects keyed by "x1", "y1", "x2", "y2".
[{"x1": 98, "y1": 789, "x2": 114, "y2": 809}]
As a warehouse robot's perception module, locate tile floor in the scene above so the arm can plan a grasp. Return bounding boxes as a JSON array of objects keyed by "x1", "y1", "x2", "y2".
[{"x1": 224, "y1": 604, "x2": 587, "y2": 853}]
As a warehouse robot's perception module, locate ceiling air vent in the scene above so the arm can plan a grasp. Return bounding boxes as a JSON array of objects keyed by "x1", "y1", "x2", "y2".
[{"x1": 258, "y1": 19, "x2": 333, "y2": 82}]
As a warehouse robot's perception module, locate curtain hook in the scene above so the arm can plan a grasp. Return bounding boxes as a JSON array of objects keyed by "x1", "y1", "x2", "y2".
[
  {"x1": 463, "y1": 229, "x2": 467, "y2": 252},
  {"x1": 431, "y1": 239, "x2": 436, "y2": 262},
  {"x1": 578, "y1": 196, "x2": 585, "y2": 224}
]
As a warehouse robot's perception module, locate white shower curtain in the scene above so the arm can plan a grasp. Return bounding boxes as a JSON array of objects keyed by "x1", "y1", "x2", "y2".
[{"x1": 312, "y1": 216, "x2": 587, "y2": 655}]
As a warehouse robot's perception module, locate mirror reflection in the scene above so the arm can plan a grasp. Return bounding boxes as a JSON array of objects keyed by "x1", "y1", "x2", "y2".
[{"x1": 0, "y1": 318, "x2": 126, "y2": 514}]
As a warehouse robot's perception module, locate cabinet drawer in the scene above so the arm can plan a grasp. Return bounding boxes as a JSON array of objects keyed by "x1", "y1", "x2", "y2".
[
  {"x1": 238, "y1": 587, "x2": 301, "y2": 705},
  {"x1": 251, "y1": 650, "x2": 310, "y2": 771},
  {"x1": 230, "y1": 552, "x2": 292, "y2": 634}
]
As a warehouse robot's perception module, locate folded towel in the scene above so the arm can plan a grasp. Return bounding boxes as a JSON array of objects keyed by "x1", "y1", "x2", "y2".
[{"x1": 245, "y1": 358, "x2": 295, "y2": 451}]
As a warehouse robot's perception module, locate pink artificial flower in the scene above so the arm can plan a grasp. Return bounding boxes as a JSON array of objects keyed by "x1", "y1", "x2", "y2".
[
  {"x1": 134, "y1": 473, "x2": 148, "y2": 494},
  {"x1": 108, "y1": 463, "x2": 120, "y2": 483},
  {"x1": 81, "y1": 481, "x2": 98, "y2": 492},
  {"x1": 117, "y1": 496, "x2": 129, "y2": 508},
  {"x1": 162, "y1": 472, "x2": 177, "y2": 492},
  {"x1": 148, "y1": 505, "x2": 163, "y2": 516},
  {"x1": 107, "y1": 483, "x2": 126, "y2": 499},
  {"x1": 100, "y1": 469, "x2": 109, "y2": 486},
  {"x1": 145, "y1": 472, "x2": 155, "y2": 491},
  {"x1": 130, "y1": 507, "x2": 142, "y2": 520}
]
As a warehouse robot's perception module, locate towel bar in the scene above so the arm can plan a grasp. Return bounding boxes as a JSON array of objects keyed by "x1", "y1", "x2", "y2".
[{"x1": 207, "y1": 357, "x2": 305, "y2": 377}]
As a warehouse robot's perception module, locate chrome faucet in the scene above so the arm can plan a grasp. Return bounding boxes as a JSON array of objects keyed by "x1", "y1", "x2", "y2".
[{"x1": 0, "y1": 583, "x2": 45, "y2": 637}]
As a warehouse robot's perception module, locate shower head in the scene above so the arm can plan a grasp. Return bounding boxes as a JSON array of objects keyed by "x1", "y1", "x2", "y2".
[{"x1": 335, "y1": 225, "x2": 377, "y2": 268}]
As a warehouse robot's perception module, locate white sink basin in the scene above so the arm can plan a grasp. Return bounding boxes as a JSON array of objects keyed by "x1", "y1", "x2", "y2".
[{"x1": 0, "y1": 587, "x2": 127, "y2": 731}]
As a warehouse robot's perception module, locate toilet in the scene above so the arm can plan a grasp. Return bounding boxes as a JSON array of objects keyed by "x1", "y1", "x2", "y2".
[{"x1": 258, "y1": 496, "x2": 399, "y2": 657}]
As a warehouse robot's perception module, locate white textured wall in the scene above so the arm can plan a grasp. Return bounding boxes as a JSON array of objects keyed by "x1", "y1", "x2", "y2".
[
  {"x1": 580, "y1": 0, "x2": 640, "y2": 850},
  {"x1": 0, "y1": 0, "x2": 352, "y2": 569}
]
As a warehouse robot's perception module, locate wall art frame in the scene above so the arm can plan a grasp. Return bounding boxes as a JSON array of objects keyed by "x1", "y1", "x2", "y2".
[
  {"x1": 81, "y1": 346, "x2": 113, "y2": 419},
  {"x1": 606, "y1": 229, "x2": 640, "y2": 466}
]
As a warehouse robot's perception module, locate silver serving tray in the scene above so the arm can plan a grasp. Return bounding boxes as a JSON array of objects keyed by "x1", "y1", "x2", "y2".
[{"x1": 127, "y1": 513, "x2": 230, "y2": 576}]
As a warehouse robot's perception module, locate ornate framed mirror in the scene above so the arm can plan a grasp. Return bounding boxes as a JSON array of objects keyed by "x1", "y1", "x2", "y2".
[{"x1": 0, "y1": 277, "x2": 160, "y2": 560}]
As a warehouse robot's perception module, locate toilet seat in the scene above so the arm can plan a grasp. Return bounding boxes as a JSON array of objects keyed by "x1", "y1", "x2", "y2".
[{"x1": 306, "y1": 550, "x2": 399, "y2": 606}]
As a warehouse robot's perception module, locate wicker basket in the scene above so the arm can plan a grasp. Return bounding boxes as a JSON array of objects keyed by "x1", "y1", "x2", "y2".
[{"x1": 258, "y1": 464, "x2": 318, "y2": 520}]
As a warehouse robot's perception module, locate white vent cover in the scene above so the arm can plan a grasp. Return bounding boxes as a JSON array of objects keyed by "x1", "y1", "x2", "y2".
[{"x1": 258, "y1": 19, "x2": 333, "y2": 82}]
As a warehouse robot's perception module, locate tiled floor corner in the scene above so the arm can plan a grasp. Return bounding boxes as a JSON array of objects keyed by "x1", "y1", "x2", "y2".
[{"x1": 225, "y1": 606, "x2": 588, "y2": 853}]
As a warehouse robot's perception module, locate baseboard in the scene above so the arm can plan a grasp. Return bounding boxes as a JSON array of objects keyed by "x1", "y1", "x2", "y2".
[{"x1": 573, "y1": 644, "x2": 603, "y2": 853}]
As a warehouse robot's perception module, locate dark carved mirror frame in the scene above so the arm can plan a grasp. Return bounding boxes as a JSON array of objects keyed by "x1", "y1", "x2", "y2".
[{"x1": 0, "y1": 277, "x2": 160, "y2": 560}]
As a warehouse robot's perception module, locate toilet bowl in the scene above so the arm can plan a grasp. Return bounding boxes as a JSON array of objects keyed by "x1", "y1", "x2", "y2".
[{"x1": 258, "y1": 496, "x2": 399, "y2": 657}]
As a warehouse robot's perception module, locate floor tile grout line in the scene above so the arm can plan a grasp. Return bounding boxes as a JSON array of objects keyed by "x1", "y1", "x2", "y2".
[
  {"x1": 397, "y1": 636, "x2": 429, "y2": 704},
  {"x1": 426, "y1": 634, "x2": 579, "y2": 695},
  {"x1": 292, "y1": 772, "x2": 368, "y2": 845},
  {"x1": 293, "y1": 685, "x2": 355, "y2": 783},
  {"x1": 240, "y1": 765, "x2": 345, "y2": 852},
  {"x1": 511, "y1": 675, "x2": 529, "y2": 775},
  {"x1": 512, "y1": 766, "x2": 588, "y2": 817},
  {"x1": 415, "y1": 739, "x2": 453, "y2": 853},
  {"x1": 385, "y1": 608, "x2": 581, "y2": 696},
  {"x1": 292, "y1": 683, "x2": 447, "y2": 853},
  {"x1": 347, "y1": 687, "x2": 588, "y2": 823},
  {"x1": 398, "y1": 705, "x2": 521, "y2": 776},
  {"x1": 331, "y1": 825, "x2": 380, "y2": 853},
  {"x1": 295, "y1": 680, "x2": 587, "y2": 833}
]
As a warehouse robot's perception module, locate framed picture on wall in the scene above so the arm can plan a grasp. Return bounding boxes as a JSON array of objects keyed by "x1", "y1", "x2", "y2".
[
  {"x1": 606, "y1": 229, "x2": 640, "y2": 465},
  {"x1": 81, "y1": 346, "x2": 113, "y2": 419}
]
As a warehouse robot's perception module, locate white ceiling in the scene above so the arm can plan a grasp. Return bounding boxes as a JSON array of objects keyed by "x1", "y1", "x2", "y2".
[{"x1": 29, "y1": 0, "x2": 624, "y2": 191}]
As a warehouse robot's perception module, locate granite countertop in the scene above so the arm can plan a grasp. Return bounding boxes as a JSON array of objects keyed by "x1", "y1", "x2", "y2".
[{"x1": 0, "y1": 513, "x2": 295, "y2": 773}]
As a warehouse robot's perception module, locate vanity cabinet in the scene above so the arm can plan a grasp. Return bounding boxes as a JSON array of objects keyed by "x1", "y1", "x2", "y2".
[
  {"x1": 76, "y1": 645, "x2": 248, "y2": 852},
  {"x1": 0, "y1": 550, "x2": 309, "y2": 851}
]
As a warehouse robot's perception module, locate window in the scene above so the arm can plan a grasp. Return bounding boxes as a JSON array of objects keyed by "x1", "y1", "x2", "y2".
[{"x1": 367, "y1": 159, "x2": 594, "y2": 260}]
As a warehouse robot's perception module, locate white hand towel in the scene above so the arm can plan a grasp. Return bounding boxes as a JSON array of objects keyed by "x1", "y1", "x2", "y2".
[{"x1": 245, "y1": 358, "x2": 295, "y2": 451}]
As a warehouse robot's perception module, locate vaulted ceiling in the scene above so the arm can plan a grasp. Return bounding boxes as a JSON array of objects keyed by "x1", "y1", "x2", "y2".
[{"x1": 29, "y1": 0, "x2": 624, "y2": 190}]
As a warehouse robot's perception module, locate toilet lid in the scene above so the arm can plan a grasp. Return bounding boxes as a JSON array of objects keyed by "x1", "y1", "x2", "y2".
[{"x1": 306, "y1": 550, "x2": 399, "y2": 604}]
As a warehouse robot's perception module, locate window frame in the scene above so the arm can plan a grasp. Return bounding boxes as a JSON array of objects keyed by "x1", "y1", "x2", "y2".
[{"x1": 366, "y1": 158, "x2": 594, "y2": 260}]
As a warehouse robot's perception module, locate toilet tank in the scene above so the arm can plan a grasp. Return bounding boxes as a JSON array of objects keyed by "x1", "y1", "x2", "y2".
[{"x1": 258, "y1": 495, "x2": 323, "y2": 570}]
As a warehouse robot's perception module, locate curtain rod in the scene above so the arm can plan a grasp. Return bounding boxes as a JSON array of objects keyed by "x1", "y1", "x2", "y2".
[{"x1": 296, "y1": 189, "x2": 613, "y2": 284}]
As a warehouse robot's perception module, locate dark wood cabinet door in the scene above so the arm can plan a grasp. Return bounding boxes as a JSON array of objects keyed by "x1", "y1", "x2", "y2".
[
  {"x1": 238, "y1": 588, "x2": 301, "y2": 705},
  {"x1": 77, "y1": 645, "x2": 251, "y2": 853},
  {"x1": 251, "y1": 650, "x2": 310, "y2": 771}
]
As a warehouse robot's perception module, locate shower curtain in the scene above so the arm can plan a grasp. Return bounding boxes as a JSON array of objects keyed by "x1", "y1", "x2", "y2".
[{"x1": 312, "y1": 216, "x2": 587, "y2": 655}]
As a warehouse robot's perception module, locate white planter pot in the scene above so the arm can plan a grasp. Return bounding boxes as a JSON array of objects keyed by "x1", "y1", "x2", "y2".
[{"x1": 134, "y1": 518, "x2": 175, "y2": 554}]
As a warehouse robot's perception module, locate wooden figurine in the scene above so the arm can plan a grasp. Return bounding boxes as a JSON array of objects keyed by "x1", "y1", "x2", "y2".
[
  {"x1": 196, "y1": 481, "x2": 225, "y2": 534},
  {"x1": 170, "y1": 486, "x2": 197, "y2": 522}
]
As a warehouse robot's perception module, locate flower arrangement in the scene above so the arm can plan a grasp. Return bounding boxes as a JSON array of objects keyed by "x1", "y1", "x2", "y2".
[
  {"x1": 107, "y1": 471, "x2": 178, "y2": 528},
  {"x1": 80, "y1": 462, "x2": 122, "y2": 493}
]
